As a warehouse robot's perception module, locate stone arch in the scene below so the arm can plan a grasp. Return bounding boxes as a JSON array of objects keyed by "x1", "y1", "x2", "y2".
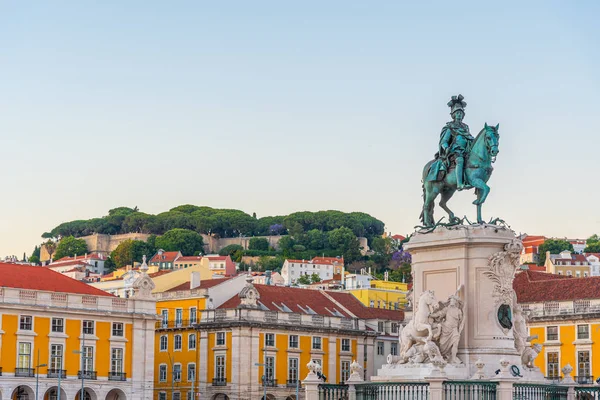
[
  {"x1": 210, "y1": 395, "x2": 229, "y2": 400},
  {"x1": 285, "y1": 396, "x2": 297, "y2": 400},
  {"x1": 75, "y1": 388, "x2": 98, "y2": 400},
  {"x1": 105, "y1": 389, "x2": 126, "y2": 400},
  {"x1": 43, "y1": 387, "x2": 68, "y2": 400},
  {"x1": 260, "y1": 395, "x2": 276, "y2": 400},
  {"x1": 11, "y1": 386, "x2": 34, "y2": 400}
]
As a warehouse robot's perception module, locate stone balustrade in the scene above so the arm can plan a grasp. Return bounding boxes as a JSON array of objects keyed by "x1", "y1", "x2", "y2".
[{"x1": 0, "y1": 287, "x2": 156, "y2": 315}]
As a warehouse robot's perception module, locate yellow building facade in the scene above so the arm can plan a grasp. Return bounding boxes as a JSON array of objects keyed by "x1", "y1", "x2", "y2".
[
  {"x1": 348, "y1": 280, "x2": 409, "y2": 310},
  {"x1": 153, "y1": 277, "x2": 404, "y2": 400},
  {"x1": 0, "y1": 263, "x2": 156, "y2": 399}
]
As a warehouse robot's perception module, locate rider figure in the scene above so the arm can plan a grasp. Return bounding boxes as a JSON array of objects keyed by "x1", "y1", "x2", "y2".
[{"x1": 439, "y1": 95, "x2": 474, "y2": 190}]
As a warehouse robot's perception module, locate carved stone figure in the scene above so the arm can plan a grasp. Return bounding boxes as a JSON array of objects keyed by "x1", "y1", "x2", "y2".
[
  {"x1": 394, "y1": 290, "x2": 465, "y2": 366},
  {"x1": 522, "y1": 343, "x2": 543, "y2": 368},
  {"x1": 431, "y1": 295, "x2": 464, "y2": 364},
  {"x1": 398, "y1": 290, "x2": 438, "y2": 362},
  {"x1": 421, "y1": 95, "x2": 500, "y2": 226}
]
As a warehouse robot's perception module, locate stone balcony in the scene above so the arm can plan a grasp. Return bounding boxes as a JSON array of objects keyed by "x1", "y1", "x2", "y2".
[{"x1": 0, "y1": 287, "x2": 156, "y2": 316}]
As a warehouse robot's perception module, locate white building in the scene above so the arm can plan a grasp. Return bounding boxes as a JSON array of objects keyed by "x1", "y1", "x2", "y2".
[
  {"x1": 49, "y1": 252, "x2": 109, "y2": 274},
  {"x1": 345, "y1": 269, "x2": 375, "y2": 289},
  {"x1": 280, "y1": 257, "x2": 344, "y2": 285},
  {"x1": 586, "y1": 253, "x2": 600, "y2": 276}
]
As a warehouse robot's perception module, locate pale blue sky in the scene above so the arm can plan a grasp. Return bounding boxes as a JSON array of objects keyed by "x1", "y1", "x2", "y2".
[{"x1": 1, "y1": 1, "x2": 599, "y2": 256}]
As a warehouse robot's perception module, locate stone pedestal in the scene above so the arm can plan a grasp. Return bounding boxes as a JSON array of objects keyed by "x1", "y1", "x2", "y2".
[
  {"x1": 374, "y1": 363, "x2": 469, "y2": 380},
  {"x1": 403, "y1": 224, "x2": 521, "y2": 378}
]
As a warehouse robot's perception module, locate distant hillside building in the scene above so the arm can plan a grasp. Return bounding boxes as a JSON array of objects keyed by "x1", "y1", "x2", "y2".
[
  {"x1": 519, "y1": 235, "x2": 546, "y2": 264},
  {"x1": 49, "y1": 252, "x2": 109, "y2": 275},
  {"x1": 545, "y1": 250, "x2": 591, "y2": 277},
  {"x1": 281, "y1": 257, "x2": 344, "y2": 285}
]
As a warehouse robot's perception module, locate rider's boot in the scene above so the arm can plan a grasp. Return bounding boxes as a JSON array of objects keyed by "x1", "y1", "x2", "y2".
[{"x1": 456, "y1": 157, "x2": 466, "y2": 190}]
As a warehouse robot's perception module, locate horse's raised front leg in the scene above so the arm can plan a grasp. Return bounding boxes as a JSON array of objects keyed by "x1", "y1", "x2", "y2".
[
  {"x1": 439, "y1": 188, "x2": 458, "y2": 224},
  {"x1": 469, "y1": 177, "x2": 489, "y2": 223}
]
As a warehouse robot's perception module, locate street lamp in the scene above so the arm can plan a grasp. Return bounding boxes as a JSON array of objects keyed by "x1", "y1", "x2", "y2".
[
  {"x1": 35, "y1": 348, "x2": 47, "y2": 400},
  {"x1": 72, "y1": 335, "x2": 86, "y2": 400}
]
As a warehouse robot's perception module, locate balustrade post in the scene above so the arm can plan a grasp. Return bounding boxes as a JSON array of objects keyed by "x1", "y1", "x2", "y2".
[
  {"x1": 304, "y1": 360, "x2": 322, "y2": 400},
  {"x1": 492, "y1": 378, "x2": 516, "y2": 400},
  {"x1": 425, "y1": 377, "x2": 445, "y2": 400},
  {"x1": 347, "y1": 384, "x2": 357, "y2": 400}
]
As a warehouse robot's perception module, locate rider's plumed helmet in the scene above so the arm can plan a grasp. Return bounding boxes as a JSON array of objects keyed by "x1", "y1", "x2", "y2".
[{"x1": 447, "y1": 94, "x2": 467, "y2": 115}]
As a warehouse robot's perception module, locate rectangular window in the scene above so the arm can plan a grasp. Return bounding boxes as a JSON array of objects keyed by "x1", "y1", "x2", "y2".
[
  {"x1": 173, "y1": 393, "x2": 181, "y2": 400},
  {"x1": 159, "y1": 393, "x2": 166, "y2": 400},
  {"x1": 265, "y1": 333, "x2": 275, "y2": 347},
  {"x1": 111, "y1": 348, "x2": 123, "y2": 373},
  {"x1": 577, "y1": 324, "x2": 589, "y2": 340},
  {"x1": 161, "y1": 310, "x2": 168, "y2": 328},
  {"x1": 378, "y1": 321, "x2": 384, "y2": 332},
  {"x1": 159, "y1": 365, "x2": 167, "y2": 382},
  {"x1": 216, "y1": 355, "x2": 226, "y2": 380},
  {"x1": 578, "y1": 351, "x2": 591, "y2": 380},
  {"x1": 377, "y1": 341, "x2": 384, "y2": 355},
  {"x1": 289, "y1": 335, "x2": 299, "y2": 349},
  {"x1": 83, "y1": 346, "x2": 94, "y2": 371},
  {"x1": 20, "y1": 315, "x2": 33, "y2": 330},
  {"x1": 391, "y1": 323, "x2": 398, "y2": 334},
  {"x1": 112, "y1": 322, "x2": 124, "y2": 337},
  {"x1": 189, "y1": 308, "x2": 197, "y2": 325},
  {"x1": 51, "y1": 318, "x2": 64, "y2": 333},
  {"x1": 50, "y1": 344, "x2": 63, "y2": 370},
  {"x1": 217, "y1": 332, "x2": 226, "y2": 346},
  {"x1": 547, "y1": 352, "x2": 559, "y2": 378},
  {"x1": 174, "y1": 335, "x2": 182, "y2": 350},
  {"x1": 341, "y1": 360, "x2": 350, "y2": 383},
  {"x1": 175, "y1": 309, "x2": 183, "y2": 327},
  {"x1": 288, "y1": 358, "x2": 299, "y2": 383},
  {"x1": 173, "y1": 364, "x2": 182, "y2": 382},
  {"x1": 312, "y1": 336, "x2": 322, "y2": 350},
  {"x1": 18, "y1": 342, "x2": 31, "y2": 368},
  {"x1": 83, "y1": 320, "x2": 94, "y2": 335},
  {"x1": 391, "y1": 342, "x2": 398, "y2": 356},
  {"x1": 341, "y1": 338, "x2": 350, "y2": 352},
  {"x1": 547, "y1": 326, "x2": 558, "y2": 341},
  {"x1": 160, "y1": 335, "x2": 168, "y2": 351},
  {"x1": 265, "y1": 356, "x2": 275, "y2": 380},
  {"x1": 188, "y1": 363, "x2": 196, "y2": 381},
  {"x1": 188, "y1": 334, "x2": 196, "y2": 350}
]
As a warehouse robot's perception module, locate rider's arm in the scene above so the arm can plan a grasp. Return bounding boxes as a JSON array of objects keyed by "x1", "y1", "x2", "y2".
[{"x1": 440, "y1": 128, "x2": 452, "y2": 152}]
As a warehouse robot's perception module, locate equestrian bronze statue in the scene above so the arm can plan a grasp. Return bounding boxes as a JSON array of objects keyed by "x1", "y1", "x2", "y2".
[{"x1": 421, "y1": 95, "x2": 500, "y2": 227}]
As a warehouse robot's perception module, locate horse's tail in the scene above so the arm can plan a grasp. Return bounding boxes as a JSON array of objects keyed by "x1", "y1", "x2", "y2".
[{"x1": 419, "y1": 182, "x2": 425, "y2": 224}]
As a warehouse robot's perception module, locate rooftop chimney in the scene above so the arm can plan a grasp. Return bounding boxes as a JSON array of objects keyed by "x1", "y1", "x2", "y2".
[{"x1": 190, "y1": 271, "x2": 201, "y2": 290}]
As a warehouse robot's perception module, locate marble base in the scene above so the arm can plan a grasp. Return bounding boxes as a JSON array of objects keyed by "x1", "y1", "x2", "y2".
[
  {"x1": 519, "y1": 366, "x2": 547, "y2": 383},
  {"x1": 374, "y1": 363, "x2": 469, "y2": 381}
]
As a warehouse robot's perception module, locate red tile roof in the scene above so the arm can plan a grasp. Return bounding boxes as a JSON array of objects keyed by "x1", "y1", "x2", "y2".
[
  {"x1": 514, "y1": 270, "x2": 600, "y2": 303},
  {"x1": 553, "y1": 254, "x2": 589, "y2": 264},
  {"x1": 326, "y1": 291, "x2": 404, "y2": 321},
  {"x1": 286, "y1": 257, "x2": 344, "y2": 265},
  {"x1": 166, "y1": 277, "x2": 232, "y2": 292},
  {"x1": 176, "y1": 256, "x2": 204, "y2": 262},
  {"x1": 149, "y1": 251, "x2": 180, "y2": 263},
  {"x1": 218, "y1": 285, "x2": 404, "y2": 321},
  {"x1": 0, "y1": 263, "x2": 113, "y2": 296},
  {"x1": 392, "y1": 235, "x2": 406, "y2": 241},
  {"x1": 219, "y1": 285, "x2": 353, "y2": 317}
]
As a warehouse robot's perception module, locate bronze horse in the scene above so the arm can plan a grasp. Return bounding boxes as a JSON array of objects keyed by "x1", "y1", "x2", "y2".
[{"x1": 421, "y1": 123, "x2": 500, "y2": 226}]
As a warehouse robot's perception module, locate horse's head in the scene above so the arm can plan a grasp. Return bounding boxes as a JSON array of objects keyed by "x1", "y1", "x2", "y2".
[
  {"x1": 484, "y1": 123, "x2": 500, "y2": 160},
  {"x1": 421, "y1": 290, "x2": 436, "y2": 306}
]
